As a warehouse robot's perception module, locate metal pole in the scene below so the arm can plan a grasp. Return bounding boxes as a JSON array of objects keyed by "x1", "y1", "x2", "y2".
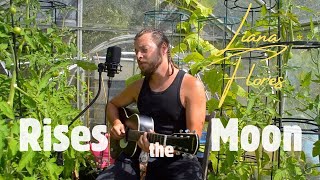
[{"x1": 77, "y1": 0, "x2": 84, "y2": 121}]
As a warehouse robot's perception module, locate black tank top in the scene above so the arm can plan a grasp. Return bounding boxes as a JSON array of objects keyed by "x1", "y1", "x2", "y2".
[{"x1": 137, "y1": 70, "x2": 186, "y2": 135}]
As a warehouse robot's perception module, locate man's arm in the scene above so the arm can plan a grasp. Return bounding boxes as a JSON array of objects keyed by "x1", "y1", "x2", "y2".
[
  {"x1": 183, "y1": 75, "x2": 206, "y2": 138},
  {"x1": 106, "y1": 79, "x2": 143, "y2": 139}
]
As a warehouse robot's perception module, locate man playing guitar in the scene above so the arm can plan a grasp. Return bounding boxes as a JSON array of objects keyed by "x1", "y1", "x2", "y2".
[{"x1": 97, "y1": 28, "x2": 206, "y2": 180}]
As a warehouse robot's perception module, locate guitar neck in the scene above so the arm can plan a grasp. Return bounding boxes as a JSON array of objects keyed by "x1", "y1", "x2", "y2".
[{"x1": 127, "y1": 130, "x2": 169, "y2": 145}]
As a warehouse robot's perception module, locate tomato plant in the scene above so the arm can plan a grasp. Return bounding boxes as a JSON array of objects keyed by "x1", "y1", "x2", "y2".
[{"x1": 0, "y1": 0, "x2": 97, "y2": 179}]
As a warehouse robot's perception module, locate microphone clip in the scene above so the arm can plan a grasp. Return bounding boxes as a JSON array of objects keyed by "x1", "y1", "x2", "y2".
[
  {"x1": 106, "y1": 62, "x2": 122, "y2": 77},
  {"x1": 97, "y1": 62, "x2": 122, "y2": 77}
]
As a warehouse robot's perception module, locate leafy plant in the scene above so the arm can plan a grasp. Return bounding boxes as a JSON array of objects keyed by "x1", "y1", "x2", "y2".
[
  {"x1": 0, "y1": 0, "x2": 97, "y2": 179},
  {"x1": 165, "y1": 0, "x2": 320, "y2": 179}
]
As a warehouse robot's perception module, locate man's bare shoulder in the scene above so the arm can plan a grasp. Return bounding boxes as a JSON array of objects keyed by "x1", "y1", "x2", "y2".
[
  {"x1": 110, "y1": 77, "x2": 145, "y2": 106},
  {"x1": 125, "y1": 77, "x2": 145, "y2": 101},
  {"x1": 127, "y1": 77, "x2": 144, "y2": 90},
  {"x1": 182, "y1": 73, "x2": 205, "y2": 90},
  {"x1": 180, "y1": 72, "x2": 206, "y2": 106}
]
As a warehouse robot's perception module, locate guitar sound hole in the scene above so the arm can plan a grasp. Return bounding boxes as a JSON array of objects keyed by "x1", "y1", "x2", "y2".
[{"x1": 119, "y1": 139, "x2": 128, "y2": 148}]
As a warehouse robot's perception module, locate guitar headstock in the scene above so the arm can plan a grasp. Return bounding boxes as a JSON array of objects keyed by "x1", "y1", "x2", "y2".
[{"x1": 169, "y1": 130, "x2": 199, "y2": 155}]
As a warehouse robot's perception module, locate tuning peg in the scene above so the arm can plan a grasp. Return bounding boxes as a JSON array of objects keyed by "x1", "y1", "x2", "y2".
[
  {"x1": 182, "y1": 153, "x2": 194, "y2": 159},
  {"x1": 176, "y1": 151, "x2": 181, "y2": 155},
  {"x1": 188, "y1": 154, "x2": 194, "y2": 159},
  {"x1": 184, "y1": 149, "x2": 188, "y2": 152},
  {"x1": 178, "y1": 147, "x2": 182, "y2": 150},
  {"x1": 179, "y1": 129, "x2": 183, "y2": 133},
  {"x1": 192, "y1": 130, "x2": 196, "y2": 133},
  {"x1": 180, "y1": 135, "x2": 184, "y2": 137},
  {"x1": 185, "y1": 129, "x2": 190, "y2": 133},
  {"x1": 186, "y1": 136, "x2": 190, "y2": 138}
]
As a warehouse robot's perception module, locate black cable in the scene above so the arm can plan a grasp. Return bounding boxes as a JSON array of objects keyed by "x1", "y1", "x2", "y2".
[
  {"x1": 96, "y1": 77, "x2": 113, "y2": 173},
  {"x1": 56, "y1": 60, "x2": 121, "y2": 171},
  {"x1": 67, "y1": 64, "x2": 104, "y2": 128},
  {"x1": 56, "y1": 63, "x2": 106, "y2": 166}
]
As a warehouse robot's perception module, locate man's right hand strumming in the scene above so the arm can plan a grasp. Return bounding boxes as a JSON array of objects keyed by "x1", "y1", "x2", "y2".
[{"x1": 110, "y1": 121, "x2": 125, "y2": 140}]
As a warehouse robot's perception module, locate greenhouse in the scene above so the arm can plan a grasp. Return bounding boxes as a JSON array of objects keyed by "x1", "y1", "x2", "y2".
[{"x1": 0, "y1": 0, "x2": 319, "y2": 179}]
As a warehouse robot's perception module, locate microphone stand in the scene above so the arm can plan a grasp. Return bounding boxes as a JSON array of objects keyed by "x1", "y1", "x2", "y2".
[
  {"x1": 56, "y1": 62, "x2": 122, "y2": 168},
  {"x1": 96, "y1": 73, "x2": 113, "y2": 173}
]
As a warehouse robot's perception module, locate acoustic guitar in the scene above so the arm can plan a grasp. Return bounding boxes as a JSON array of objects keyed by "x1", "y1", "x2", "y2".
[{"x1": 110, "y1": 107, "x2": 199, "y2": 159}]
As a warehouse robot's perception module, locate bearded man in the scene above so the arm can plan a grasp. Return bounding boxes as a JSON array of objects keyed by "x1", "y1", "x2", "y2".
[{"x1": 96, "y1": 28, "x2": 206, "y2": 180}]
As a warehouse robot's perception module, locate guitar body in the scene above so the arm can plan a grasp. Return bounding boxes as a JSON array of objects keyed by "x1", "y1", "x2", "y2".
[
  {"x1": 110, "y1": 107, "x2": 154, "y2": 159},
  {"x1": 110, "y1": 107, "x2": 199, "y2": 160}
]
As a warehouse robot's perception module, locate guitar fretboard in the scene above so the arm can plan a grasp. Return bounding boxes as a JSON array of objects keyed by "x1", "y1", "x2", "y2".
[{"x1": 127, "y1": 130, "x2": 168, "y2": 145}]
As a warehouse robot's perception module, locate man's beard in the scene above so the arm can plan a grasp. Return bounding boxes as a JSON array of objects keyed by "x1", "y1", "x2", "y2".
[{"x1": 140, "y1": 54, "x2": 162, "y2": 77}]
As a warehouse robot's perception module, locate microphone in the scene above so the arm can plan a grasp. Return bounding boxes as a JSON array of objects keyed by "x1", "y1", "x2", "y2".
[{"x1": 105, "y1": 46, "x2": 122, "y2": 77}]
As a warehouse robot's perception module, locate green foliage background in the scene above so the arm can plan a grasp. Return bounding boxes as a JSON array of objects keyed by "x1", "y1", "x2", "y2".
[
  {"x1": 0, "y1": 0, "x2": 96, "y2": 179},
  {"x1": 166, "y1": 0, "x2": 320, "y2": 179}
]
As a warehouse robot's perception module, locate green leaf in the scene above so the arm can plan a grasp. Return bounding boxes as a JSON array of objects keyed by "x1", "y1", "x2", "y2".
[
  {"x1": 0, "y1": 44, "x2": 8, "y2": 51},
  {"x1": 38, "y1": 73, "x2": 52, "y2": 92},
  {"x1": 26, "y1": 162, "x2": 35, "y2": 175},
  {"x1": 203, "y1": 68, "x2": 222, "y2": 94},
  {"x1": 171, "y1": 43, "x2": 187, "y2": 55},
  {"x1": 47, "y1": 28, "x2": 54, "y2": 34},
  {"x1": 176, "y1": 22, "x2": 190, "y2": 34},
  {"x1": 195, "y1": 1, "x2": 212, "y2": 17},
  {"x1": 0, "y1": 101, "x2": 14, "y2": 119},
  {"x1": 261, "y1": 151, "x2": 270, "y2": 167},
  {"x1": 226, "y1": 151, "x2": 237, "y2": 166},
  {"x1": 8, "y1": 138, "x2": 18, "y2": 157},
  {"x1": 261, "y1": 5, "x2": 267, "y2": 17},
  {"x1": 75, "y1": 60, "x2": 98, "y2": 71},
  {"x1": 296, "y1": 6, "x2": 314, "y2": 13},
  {"x1": 312, "y1": 140, "x2": 320, "y2": 157},
  {"x1": 231, "y1": 83, "x2": 247, "y2": 97},
  {"x1": 274, "y1": 169, "x2": 288, "y2": 180},
  {"x1": 266, "y1": 107, "x2": 280, "y2": 117},
  {"x1": 189, "y1": 13, "x2": 198, "y2": 28},
  {"x1": 0, "y1": 32, "x2": 9, "y2": 38},
  {"x1": 189, "y1": 62, "x2": 203, "y2": 75},
  {"x1": 24, "y1": 34, "x2": 36, "y2": 50},
  {"x1": 207, "y1": 98, "x2": 219, "y2": 112},
  {"x1": 0, "y1": 120, "x2": 9, "y2": 159},
  {"x1": 300, "y1": 151, "x2": 306, "y2": 162},
  {"x1": 23, "y1": 177, "x2": 37, "y2": 180},
  {"x1": 286, "y1": 12, "x2": 299, "y2": 24},
  {"x1": 185, "y1": 0, "x2": 191, "y2": 6},
  {"x1": 294, "y1": 166, "x2": 302, "y2": 175},
  {"x1": 300, "y1": 71, "x2": 312, "y2": 87},
  {"x1": 245, "y1": 97, "x2": 256, "y2": 114},
  {"x1": 69, "y1": 148, "x2": 75, "y2": 158},
  {"x1": 184, "y1": 52, "x2": 204, "y2": 63},
  {"x1": 184, "y1": 33, "x2": 202, "y2": 51},
  {"x1": 46, "y1": 160, "x2": 63, "y2": 179},
  {"x1": 18, "y1": 150, "x2": 35, "y2": 171},
  {"x1": 11, "y1": 121, "x2": 20, "y2": 136},
  {"x1": 310, "y1": 17, "x2": 314, "y2": 34}
]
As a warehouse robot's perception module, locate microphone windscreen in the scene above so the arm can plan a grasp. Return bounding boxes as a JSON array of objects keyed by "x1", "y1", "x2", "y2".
[{"x1": 106, "y1": 46, "x2": 121, "y2": 64}]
